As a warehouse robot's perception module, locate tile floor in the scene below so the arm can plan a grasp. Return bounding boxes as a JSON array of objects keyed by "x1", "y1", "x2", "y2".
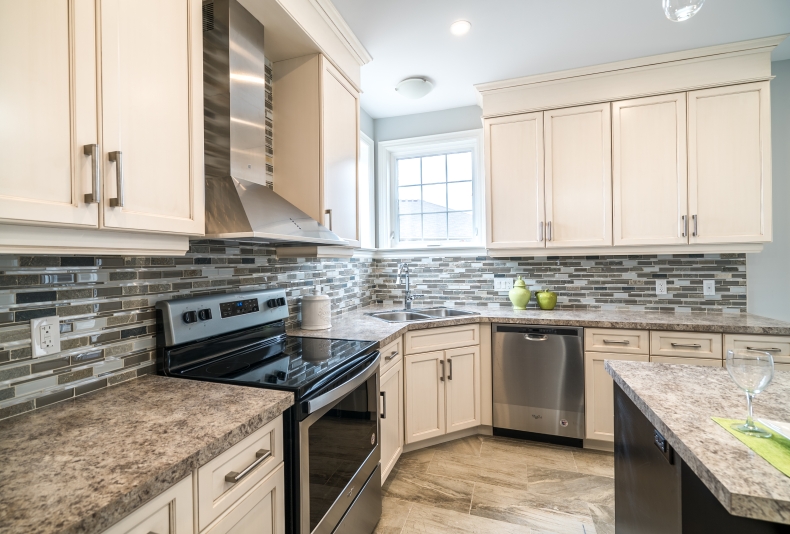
[{"x1": 375, "y1": 435, "x2": 614, "y2": 534}]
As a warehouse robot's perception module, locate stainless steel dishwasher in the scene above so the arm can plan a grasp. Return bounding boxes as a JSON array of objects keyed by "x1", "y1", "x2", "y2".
[{"x1": 492, "y1": 324, "x2": 585, "y2": 442}]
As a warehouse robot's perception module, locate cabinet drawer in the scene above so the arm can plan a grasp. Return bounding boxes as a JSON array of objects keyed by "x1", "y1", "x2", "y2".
[
  {"x1": 776, "y1": 363, "x2": 790, "y2": 372},
  {"x1": 584, "y1": 329, "x2": 649, "y2": 355},
  {"x1": 651, "y1": 356, "x2": 722, "y2": 367},
  {"x1": 404, "y1": 324, "x2": 480, "y2": 355},
  {"x1": 723, "y1": 334, "x2": 790, "y2": 364},
  {"x1": 198, "y1": 415, "x2": 283, "y2": 531},
  {"x1": 102, "y1": 475, "x2": 193, "y2": 534},
  {"x1": 650, "y1": 331, "x2": 722, "y2": 358},
  {"x1": 380, "y1": 336, "x2": 403, "y2": 375}
]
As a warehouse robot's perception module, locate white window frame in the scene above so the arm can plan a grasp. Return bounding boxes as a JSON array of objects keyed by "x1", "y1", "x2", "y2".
[
  {"x1": 359, "y1": 132, "x2": 376, "y2": 249},
  {"x1": 377, "y1": 129, "x2": 485, "y2": 250}
]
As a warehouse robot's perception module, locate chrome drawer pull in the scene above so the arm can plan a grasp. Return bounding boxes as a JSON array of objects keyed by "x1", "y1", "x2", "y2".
[
  {"x1": 692, "y1": 214, "x2": 698, "y2": 237},
  {"x1": 380, "y1": 391, "x2": 387, "y2": 419},
  {"x1": 547, "y1": 221, "x2": 552, "y2": 241},
  {"x1": 224, "y1": 449, "x2": 271, "y2": 484},
  {"x1": 83, "y1": 144, "x2": 100, "y2": 203},
  {"x1": 108, "y1": 151, "x2": 124, "y2": 207},
  {"x1": 385, "y1": 350, "x2": 399, "y2": 361},
  {"x1": 746, "y1": 346, "x2": 781, "y2": 353},
  {"x1": 681, "y1": 215, "x2": 687, "y2": 238},
  {"x1": 440, "y1": 360, "x2": 445, "y2": 382},
  {"x1": 603, "y1": 339, "x2": 630, "y2": 345},
  {"x1": 448, "y1": 358, "x2": 453, "y2": 380},
  {"x1": 671, "y1": 343, "x2": 702, "y2": 348},
  {"x1": 538, "y1": 221, "x2": 544, "y2": 242}
]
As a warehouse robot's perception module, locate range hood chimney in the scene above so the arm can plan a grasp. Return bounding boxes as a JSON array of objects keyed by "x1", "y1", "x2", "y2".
[{"x1": 202, "y1": 0, "x2": 349, "y2": 247}]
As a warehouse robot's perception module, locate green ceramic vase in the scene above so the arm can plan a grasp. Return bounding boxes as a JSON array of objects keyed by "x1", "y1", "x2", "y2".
[
  {"x1": 508, "y1": 276, "x2": 531, "y2": 310},
  {"x1": 536, "y1": 290, "x2": 557, "y2": 310}
]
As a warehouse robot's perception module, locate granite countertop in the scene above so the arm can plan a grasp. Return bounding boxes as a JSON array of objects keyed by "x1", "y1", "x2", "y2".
[
  {"x1": 287, "y1": 305, "x2": 790, "y2": 346},
  {"x1": 0, "y1": 375, "x2": 294, "y2": 534},
  {"x1": 606, "y1": 360, "x2": 790, "y2": 524}
]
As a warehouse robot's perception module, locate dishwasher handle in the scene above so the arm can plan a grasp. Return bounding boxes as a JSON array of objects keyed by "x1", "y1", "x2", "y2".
[{"x1": 525, "y1": 334, "x2": 548, "y2": 341}]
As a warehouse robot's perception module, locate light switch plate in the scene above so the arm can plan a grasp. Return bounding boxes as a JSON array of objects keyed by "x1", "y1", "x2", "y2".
[
  {"x1": 655, "y1": 280, "x2": 667, "y2": 295},
  {"x1": 30, "y1": 316, "x2": 61, "y2": 357},
  {"x1": 703, "y1": 280, "x2": 716, "y2": 296},
  {"x1": 493, "y1": 278, "x2": 514, "y2": 291}
]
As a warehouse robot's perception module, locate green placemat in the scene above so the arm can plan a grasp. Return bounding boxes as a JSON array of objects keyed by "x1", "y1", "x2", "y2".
[{"x1": 712, "y1": 417, "x2": 790, "y2": 477}]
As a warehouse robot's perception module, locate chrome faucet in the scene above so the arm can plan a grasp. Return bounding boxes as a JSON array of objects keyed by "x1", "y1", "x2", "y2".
[{"x1": 396, "y1": 263, "x2": 424, "y2": 310}]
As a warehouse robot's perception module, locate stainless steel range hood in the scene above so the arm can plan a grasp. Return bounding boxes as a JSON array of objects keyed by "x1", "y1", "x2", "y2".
[{"x1": 202, "y1": 0, "x2": 348, "y2": 247}]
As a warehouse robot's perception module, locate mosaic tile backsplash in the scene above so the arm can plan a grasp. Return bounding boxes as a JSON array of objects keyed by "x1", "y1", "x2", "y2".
[
  {"x1": 371, "y1": 254, "x2": 747, "y2": 313},
  {"x1": 0, "y1": 241, "x2": 373, "y2": 420}
]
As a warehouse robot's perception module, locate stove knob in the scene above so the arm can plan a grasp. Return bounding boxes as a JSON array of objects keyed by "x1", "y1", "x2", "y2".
[
  {"x1": 276, "y1": 297, "x2": 286, "y2": 306},
  {"x1": 182, "y1": 311, "x2": 197, "y2": 324},
  {"x1": 267, "y1": 299, "x2": 277, "y2": 308},
  {"x1": 197, "y1": 309, "x2": 212, "y2": 321}
]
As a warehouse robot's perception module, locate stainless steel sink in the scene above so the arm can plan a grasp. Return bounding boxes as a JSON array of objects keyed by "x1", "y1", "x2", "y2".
[{"x1": 367, "y1": 307, "x2": 479, "y2": 323}]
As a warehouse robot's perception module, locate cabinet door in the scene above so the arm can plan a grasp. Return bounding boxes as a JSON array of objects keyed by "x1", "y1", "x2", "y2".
[
  {"x1": 584, "y1": 352, "x2": 649, "y2": 442},
  {"x1": 203, "y1": 464, "x2": 285, "y2": 534},
  {"x1": 612, "y1": 93, "x2": 688, "y2": 246},
  {"x1": 544, "y1": 103, "x2": 612, "y2": 248},
  {"x1": 0, "y1": 0, "x2": 99, "y2": 228},
  {"x1": 380, "y1": 362, "x2": 404, "y2": 483},
  {"x1": 688, "y1": 82, "x2": 771, "y2": 244},
  {"x1": 102, "y1": 475, "x2": 193, "y2": 534},
  {"x1": 404, "y1": 351, "x2": 445, "y2": 444},
  {"x1": 99, "y1": 0, "x2": 204, "y2": 235},
  {"x1": 321, "y1": 58, "x2": 359, "y2": 244},
  {"x1": 445, "y1": 346, "x2": 481, "y2": 433},
  {"x1": 485, "y1": 112, "x2": 545, "y2": 249}
]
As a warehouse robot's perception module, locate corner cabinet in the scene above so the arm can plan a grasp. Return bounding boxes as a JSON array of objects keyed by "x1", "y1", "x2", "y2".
[
  {"x1": 273, "y1": 54, "x2": 360, "y2": 246},
  {"x1": 0, "y1": 0, "x2": 204, "y2": 255}
]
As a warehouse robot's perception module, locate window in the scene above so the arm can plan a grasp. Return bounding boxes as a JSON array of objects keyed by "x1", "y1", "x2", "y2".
[{"x1": 378, "y1": 130, "x2": 484, "y2": 248}]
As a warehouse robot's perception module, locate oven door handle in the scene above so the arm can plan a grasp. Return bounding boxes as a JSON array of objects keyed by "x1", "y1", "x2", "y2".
[{"x1": 304, "y1": 352, "x2": 381, "y2": 415}]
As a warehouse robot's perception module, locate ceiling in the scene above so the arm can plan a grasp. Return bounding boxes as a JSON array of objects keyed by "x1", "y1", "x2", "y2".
[{"x1": 331, "y1": 0, "x2": 790, "y2": 119}]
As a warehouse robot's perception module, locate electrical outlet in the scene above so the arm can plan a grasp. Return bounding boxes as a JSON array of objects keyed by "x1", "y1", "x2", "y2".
[
  {"x1": 30, "y1": 316, "x2": 61, "y2": 357},
  {"x1": 655, "y1": 280, "x2": 667, "y2": 295},
  {"x1": 703, "y1": 279, "x2": 716, "y2": 296},
  {"x1": 494, "y1": 278, "x2": 515, "y2": 291}
]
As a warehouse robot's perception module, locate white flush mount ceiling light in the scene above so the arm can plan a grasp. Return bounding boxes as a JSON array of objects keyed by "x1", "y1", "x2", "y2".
[
  {"x1": 395, "y1": 77, "x2": 434, "y2": 99},
  {"x1": 663, "y1": 0, "x2": 705, "y2": 22},
  {"x1": 450, "y1": 20, "x2": 471, "y2": 36}
]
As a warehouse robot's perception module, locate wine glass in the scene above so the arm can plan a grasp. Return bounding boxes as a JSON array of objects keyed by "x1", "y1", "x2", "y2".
[{"x1": 726, "y1": 349, "x2": 774, "y2": 438}]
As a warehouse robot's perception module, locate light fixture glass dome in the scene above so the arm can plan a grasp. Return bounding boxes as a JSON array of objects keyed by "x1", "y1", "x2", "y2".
[
  {"x1": 663, "y1": 0, "x2": 705, "y2": 22},
  {"x1": 450, "y1": 20, "x2": 471, "y2": 36},
  {"x1": 395, "y1": 78, "x2": 434, "y2": 99}
]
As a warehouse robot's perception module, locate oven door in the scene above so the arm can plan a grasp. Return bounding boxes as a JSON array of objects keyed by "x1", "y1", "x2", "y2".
[{"x1": 299, "y1": 352, "x2": 381, "y2": 534}]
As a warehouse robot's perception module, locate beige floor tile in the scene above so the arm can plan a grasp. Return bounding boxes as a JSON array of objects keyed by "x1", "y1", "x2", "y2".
[
  {"x1": 403, "y1": 502, "x2": 532, "y2": 534},
  {"x1": 427, "y1": 450, "x2": 530, "y2": 490},
  {"x1": 573, "y1": 449, "x2": 614, "y2": 478},
  {"x1": 397, "y1": 448, "x2": 435, "y2": 474},
  {"x1": 480, "y1": 438, "x2": 577, "y2": 472},
  {"x1": 588, "y1": 503, "x2": 615, "y2": 534},
  {"x1": 527, "y1": 466, "x2": 615, "y2": 507},
  {"x1": 382, "y1": 468, "x2": 475, "y2": 513},
  {"x1": 470, "y1": 482, "x2": 595, "y2": 534},
  {"x1": 374, "y1": 497, "x2": 414, "y2": 534},
  {"x1": 428, "y1": 435, "x2": 484, "y2": 457}
]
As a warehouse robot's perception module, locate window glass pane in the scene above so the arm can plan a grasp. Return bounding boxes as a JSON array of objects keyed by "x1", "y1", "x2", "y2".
[
  {"x1": 421, "y1": 155, "x2": 446, "y2": 184},
  {"x1": 447, "y1": 182, "x2": 473, "y2": 211},
  {"x1": 399, "y1": 214, "x2": 421, "y2": 240},
  {"x1": 447, "y1": 152, "x2": 472, "y2": 182},
  {"x1": 448, "y1": 211, "x2": 473, "y2": 238},
  {"x1": 398, "y1": 185, "x2": 421, "y2": 214},
  {"x1": 423, "y1": 213, "x2": 447, "y2": 239},
  {"x1": 397, "y1": 158, "x2": 420, "y2": 186},
  {"x1": 422, "y1": 183, "x2": 447, "y2": 213}
]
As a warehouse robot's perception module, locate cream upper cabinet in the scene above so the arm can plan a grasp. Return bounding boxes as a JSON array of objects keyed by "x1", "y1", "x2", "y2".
[
  {"x1": 99, "y1": 0, "x2": 204, "y2": 235},
  {"x1": 444, "y1": 345, "x2": 481, "y2": 434},
  {"x1": 688, "y1": 81, "x2": 772, "y2": 244},
  {"x1": 544, "y1": 103, "x2": 612, "y2": 248},
  {"x1": 0, "y1": 0, "x2": 99, "y2": 228},
  {"x1": 404, "y1": 350, "x2": 446, "y2": 444},
  {"x1": 273, "y1": 54, "x2": 360, "y2": 246},
  {"x1": 485, "y1": 112, "x2": 545, "y2": 249},
  {"x1": 380, "y1": 358, "x2": 404, "y2": 483},
  {"x1": 612, "y1": 93, "x2": 688, "y2": 246}
]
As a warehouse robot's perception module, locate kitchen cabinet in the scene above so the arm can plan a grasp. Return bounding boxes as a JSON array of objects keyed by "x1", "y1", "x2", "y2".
[
  {"x1": 688, "y1": 82, "x2": 771, "y2": 244},
  {"x1": 203, "y1": 464, "x2": 285, "y2": 534},
  {"x1": 544, "y1": 103, "x2": 612, "y2": 248},
  {"x1": 723, "y1": 334, "x2": 790, "y2": 366},
  {"x1": 102, "y1": 475, "x2": 193, "y2": 534},
  {"x1": 380, "y1": 356, "x2": 404, "y2": 483},
  {"x1": 444, "y1": 345, "x2": 482, "y2": 434},
  {"x1": 274, "y1": 54, "x2": 360, "y2": 245},
  {"x1": 651, "y1": 356, "x2": 722, "y2": 367},
  {"x1": 650, "y1": 331, "x2": 722, "y2": 360},
  {"x1": 485, "y1": 112, "x2": 545, "y2": 249},
  {"x1": 612, "y1": 93, "x2": 688, "y2": 246}
]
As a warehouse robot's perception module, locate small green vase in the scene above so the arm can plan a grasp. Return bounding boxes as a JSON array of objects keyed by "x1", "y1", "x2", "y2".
[
  {"x1": 536, "y1": 290, "x2": 557, "y2": 310},
  {"x1": 508, "y1": 276, "x2": 531, "y2": 310}
]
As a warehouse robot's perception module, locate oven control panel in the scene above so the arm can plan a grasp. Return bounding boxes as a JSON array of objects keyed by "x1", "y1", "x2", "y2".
[{"x1": 219, "y1": 298, "x2": 260, "y2": 318}]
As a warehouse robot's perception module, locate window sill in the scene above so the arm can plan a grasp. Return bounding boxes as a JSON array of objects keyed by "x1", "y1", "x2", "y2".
[{"x1": 355, "y1": 245, "x2": 488, "y2": 259}]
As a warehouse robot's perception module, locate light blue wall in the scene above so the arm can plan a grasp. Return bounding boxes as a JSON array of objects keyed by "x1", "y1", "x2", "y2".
[
  {"x1": 373, "y1": 105, "x2": 482, "y2": 142},
  {"x1": 748, "y1": 59, "x2": 790, "y2": 321},
  {"x1": 360, "y1": 108, "x2": 374, "y2": 139}
]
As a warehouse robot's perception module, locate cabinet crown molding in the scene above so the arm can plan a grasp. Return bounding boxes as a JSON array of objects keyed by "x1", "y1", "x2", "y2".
[{"x1": 310, "y1": 0, "x2": 372, "y2": 65}]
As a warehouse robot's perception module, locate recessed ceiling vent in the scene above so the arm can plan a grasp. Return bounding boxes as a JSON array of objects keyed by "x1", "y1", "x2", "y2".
[{"x1": 202, "y1": 2, "x2": 214, "y2": 32}]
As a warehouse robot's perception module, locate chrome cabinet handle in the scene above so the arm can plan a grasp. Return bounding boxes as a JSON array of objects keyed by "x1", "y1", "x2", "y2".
[
  {"x1": 109, "y1": 151, "x2": 124, "y2": 207},
  {"x1": 538, "y1": 221, "x2": 544, "y2": 242},
  {"x1": 681, "y1": 215, "x2": 687, "y2": 238},
  {"x1": 439, "y1": 360, "x2": 445, "y2": 382},
  {"x1": 385, "y1": 350, "x2": 399, "y2": 362},
  {"x1": 671, "y1": 343, "x2": 701, "y2": 348},
  {"x1": 83, "y1": 144, "x2": 100, "y2": 203},
  {"x1": 747, "y1": 346, "x2": 781, "y2": 352},
  {"x1": 380, "y1": 391, "x2": 387, "y2": 419},
  {"x1": 547, "y1": 221, "x2": 552, "y2": 241},
  {"x1": 603, "y1": 339, "x2": 630, "y2": 345},
  {"x1": 324, "y1": 209, "x2": 333, "y2": 230},
  {"x1": 224, "y1": 449, "x2": 271, "y2": 484},
  {"x1": 692, "y1": 214, "x2": 698, "y2": 237},
  {"x1": 447, "y1": 358, "x2": 453, "y2": 380}
]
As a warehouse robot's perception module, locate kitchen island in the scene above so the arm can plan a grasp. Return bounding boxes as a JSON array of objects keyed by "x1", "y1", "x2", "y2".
[{"x1": 606, "y1": 360, "x2": 790, "y2": 532}]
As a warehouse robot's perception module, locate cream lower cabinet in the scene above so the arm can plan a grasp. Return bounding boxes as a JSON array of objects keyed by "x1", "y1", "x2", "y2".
[
  {"x1": 102, "y1": 475, "x2": 194, "y2": 534},
  {"x1": 380, "y1": 357, "x2": 404, "y2": 483},
  {"x1": 203, "y1": 465, "x2": 285, "y2": 534}
]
